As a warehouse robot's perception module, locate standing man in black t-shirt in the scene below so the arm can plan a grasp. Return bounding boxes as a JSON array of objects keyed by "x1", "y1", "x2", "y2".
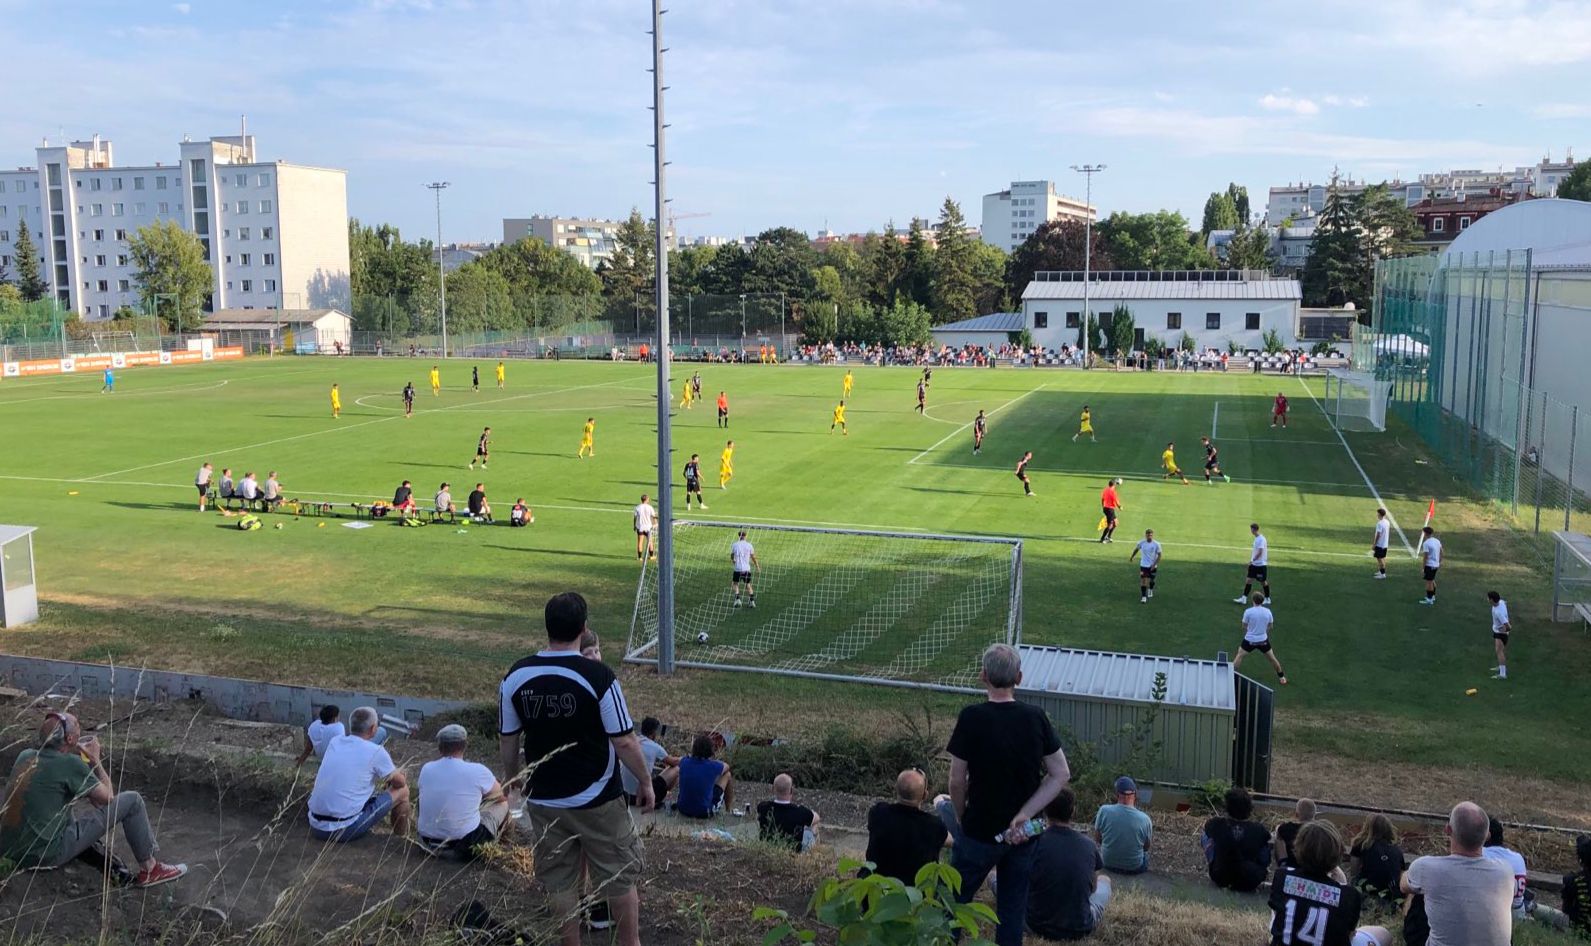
[
  {"x1": 945, "y1": 643, "x2": 1071, "y2": 946},
  {"x1": 499, "y1": 592, "x2": 654, "y2": 946}
]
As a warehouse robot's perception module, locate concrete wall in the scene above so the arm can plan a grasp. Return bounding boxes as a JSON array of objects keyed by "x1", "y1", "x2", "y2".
[{"x1": 276, "y1": 164, "x2": 350, "y2": 312}]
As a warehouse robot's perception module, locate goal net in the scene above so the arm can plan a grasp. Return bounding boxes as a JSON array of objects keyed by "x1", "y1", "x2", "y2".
[
  {"x1": 625, "y1": 521, "x2": 1022, "y2": 691},
  {"x1": 1323, "y1": 369, "x2": 1392, "y2": 432},
  {"x1": 90, "y1": 331, "x2": 140, "y2": 352}
]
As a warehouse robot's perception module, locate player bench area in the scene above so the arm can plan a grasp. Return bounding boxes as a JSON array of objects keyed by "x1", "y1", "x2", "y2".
[{"x1": 207, "y1": 489, "x2": 523, "y2": 526}]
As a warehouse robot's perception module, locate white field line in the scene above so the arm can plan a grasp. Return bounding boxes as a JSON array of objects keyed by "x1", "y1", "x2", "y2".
[
  {"x1": 0, "y1": 379, "x2": 231, "y2": 406},
  {"x1": 920, "y1": 462, "x2": 1366, "y2": 491},
  {"x1": 0, "y1": 472, "x2": 1377, "y2": 561},
  {"x1": 1297, "y1": 376, "x2": 1418, "y2": 558},
  {"x1": 76, "y1": 375, "x2": 649, "y2": 482},
  {"x1": 907, "y1": 384, "x2": 1048, "y2": 465},
  {"x1": 1211, "y1": 401, "x2": 1219, "y2": 439}
]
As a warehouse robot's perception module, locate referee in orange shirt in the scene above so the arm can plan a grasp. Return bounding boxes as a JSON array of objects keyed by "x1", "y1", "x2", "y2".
[{"x1": 1100, "y1": 477, "x2": 1123, "y2": 543}]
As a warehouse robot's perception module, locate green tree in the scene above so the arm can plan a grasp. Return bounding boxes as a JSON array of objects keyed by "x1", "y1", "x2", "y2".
[
  {"x1": 930, "y1": 197, "x2": 978, "y2": 322},
  {"x1": 879, "y1": 298, "x2": 933, "y2": 346},
  {"x1": 13, "y1": 218, "x2": 47, "y2": 302},
  {"x1": 744, "y1": 226, "x2": 817, "y2": 299},
  {"x1": 598, "y1": 208, "x2": 655, "y2": 301},
  {"x1": 858, "y1": 226, "x2": 906, "y2": 307},
  {"x1": 1201, "y1": 192, "x2": 1240, "y2": 236},
  {"x1": 1560, "y1": 162, "x2": 1591, "y2": 201},
  {"x1": 819, "y1": 241, "x2": 865, "y2": 303},
  {"x1": 1301, "y1": 181, "x2": 1367, "y2": 308},
  {"x1": 127, "y1": 220, "x2": 211, "y2": 330},
  {"x1": 443, "y1": 263, "x2": 514, "y2": 332},
  {"x1": 1109, "y1": 303, "x2": 1136, "y2": 355},
  {"x1": 1098, "y1": 211, "x2": 1214, "y2": 270},
  {"x1": 969, "y1": 241, "x2": 1010, "y2": 315},
  {"x1": 476, "y1": 237, "x2": 602, "y2": 298},
  {"x1": 1354, "y1": 183, "x2": 1421, "y2": 260},
  {"x1": 900, "y1": 218, "x2": 935, "y2": 307},
  {"x1": 1004, "y1": 219, "x2": 1114, "y2": 302},
  {"x1": 1223, "y1": 225, "x2": 1275, "y2": 272},
  {"x1": 0, "y1": 282, "x2": 21, "y2": 314},
  {"x1": 348, "y1": 219, "x2": 438, "y2": 332},
  {"x1": 702, "y1": 242, "x2": 750, "y2": 295},
  {"x1": 1227, "y1": 183, "x2": 1251, "y2": 225},
  {"x1": 668, "y1": 244, "x2": 718, "y2": 297}
]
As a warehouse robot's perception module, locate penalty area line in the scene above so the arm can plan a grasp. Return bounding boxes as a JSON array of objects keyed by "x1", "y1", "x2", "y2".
[{"x1": 907, "y1": 383, "x2": 1048, "y2": 465}]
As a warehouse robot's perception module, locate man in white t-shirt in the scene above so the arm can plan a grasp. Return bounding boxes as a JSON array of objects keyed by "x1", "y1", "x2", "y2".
[
  {"x1": 1232, "y1": 593, "x2": 1287, "y2": 685},
  {"x1": 418, "y1": 723, "x2": 509, "y2": 859},
  {"x1": 1130, "y1": 529, "x2": 1162, "y2": 604},
  {"x1": 634, "y1": 493, "x2": 657, "y2": 562},
  {"x1": 307, "y1": 707, "x2": 410, "y2": 841},
  {"x1": 1371, "y1": 508, "x2": 1392, "y2": 579},
  {"x1": 434, "y1": 482, "x2": 456, "y2": 519},
  {"x1": 730, "y1": 529, "x2": 758, "y2": 608},
  {"x1": 1487, "y1": 591, "x2": 1511, "y2": 681},
  {"x1": 195, "y1": 462, "x2": 213, "y2": 513},
  {"x1": 1402, "y1": 802, "x2": 1513, "y2": 946},
  {"x1": 621, "y1": 717, "x2": 680, "y2": 807},
  {"x1": 1419, "y1": 526, "x2": 1443, "y2": 605},
  {"x1": 1233, "y1": 523, "x2": 1271, "y2": 604}
]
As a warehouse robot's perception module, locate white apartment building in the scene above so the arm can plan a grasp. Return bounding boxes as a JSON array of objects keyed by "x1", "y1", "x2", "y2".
[
  {"x1": 503, "y1": 215, "x2": 675, "y2": 269},
  {"x1": 980, "y1": 180, "x2": 1096, "y2": 253},
  {"x1": 0, "y1": 134, "x2": 348, "y2": 321},
  {"x1": 1265, "y1": 154, "x2": 1578, "y2": 226}
]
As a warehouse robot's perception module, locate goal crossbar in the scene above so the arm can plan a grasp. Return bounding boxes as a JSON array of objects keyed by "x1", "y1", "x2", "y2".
[{"x1": 626, "y1": 519, "x2": 1023, "y2": 693}]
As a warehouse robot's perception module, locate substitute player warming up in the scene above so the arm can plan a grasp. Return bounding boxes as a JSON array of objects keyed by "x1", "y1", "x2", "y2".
[
  {"x1": 1418, "y1": 526, "x2": 1442, "y2": 605},
  {"x1": 1016, "y1": 451, "x2": 1034, "y2": 497},
  {"x1": 1131, "y1": 529, "x2": 1162, "y2": 603},
  {"x1": 1487, "y1": 591, "x2": 1511, "y2": 680},
  {"x1": 1371, "y1": 509, "x2": 1391, "y2": 578},
  {"x1": 730, "y1": 530, "x2": 758, "y2": 608},
  {"x1": 1234, "y1": 593, "x2": 1288, "y2": 684},
  {"x1": 1234, "y1": 523, "x2": 1271, "y2": 604}
]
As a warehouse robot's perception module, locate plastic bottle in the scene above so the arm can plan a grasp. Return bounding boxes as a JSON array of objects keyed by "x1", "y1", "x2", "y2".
[{"x1": 997, "y1": 817, "x2": 1047, "y2": 844}]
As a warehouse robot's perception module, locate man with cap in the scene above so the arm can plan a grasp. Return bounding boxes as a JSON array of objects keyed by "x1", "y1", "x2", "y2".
[
  {"x1": 417, "y1": 723, "x2": 510, "y2": 859},
  {"x1": 1092, "y1": 776, "x2": 1153, "y2": 874}
]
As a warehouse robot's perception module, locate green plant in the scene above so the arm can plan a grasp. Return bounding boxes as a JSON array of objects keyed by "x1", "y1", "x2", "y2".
[
  {"x1": 1226, "y1": 338, "x2": 1241, "y2": 355},
  {"x1": 1188, "y1": 778, "x2": 1232, "y2": 813},
  {"x1": 756, "y1": 858, "x2": 997, "y2": 946},
  {"x1": 1014, "y1": 328, "x2": 1034, "y2": 350},
  {"x1": 1262, "y1": 328, "x2": 1284, "y2": 354},
  {"x1": 1143, "y1": 337, "x2": 1165, "y2": 358},
  {"x1": 1310, "y1": 339, "x2": 1332, "y2": 355},
  {"x1": 1178, "y1": 331, "x2": 1195, "y2": 352},
  {"x1": 1109, "y1": 303, "x2": 1136, "y2": 355}
]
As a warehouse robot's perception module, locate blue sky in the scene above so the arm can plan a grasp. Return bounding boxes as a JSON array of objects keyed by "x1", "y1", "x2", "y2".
[{"x1": 3, "y1": 0, "x2": 1585, "y2": 243}]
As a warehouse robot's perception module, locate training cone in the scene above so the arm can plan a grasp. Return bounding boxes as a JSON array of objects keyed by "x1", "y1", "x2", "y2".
[{"x1": 1465, "y1": 688, "x2": 1478, "y2": 696}]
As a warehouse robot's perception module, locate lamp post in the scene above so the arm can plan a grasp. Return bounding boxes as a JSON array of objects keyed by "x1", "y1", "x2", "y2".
[
  {"x1": 426, "y1": 181, "x2": 450, "y2": 357},
  {"x1": 650, "y1": 0, "x2": 676, "y2": 674},
  {"x1": 1070, "y1": 164, "x2": 1104, "y2": 366}
]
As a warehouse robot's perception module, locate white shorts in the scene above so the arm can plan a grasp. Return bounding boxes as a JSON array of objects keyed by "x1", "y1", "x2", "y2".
[{"x1": 1352, "y1": 928, "x2": 1392, "y2": 946}]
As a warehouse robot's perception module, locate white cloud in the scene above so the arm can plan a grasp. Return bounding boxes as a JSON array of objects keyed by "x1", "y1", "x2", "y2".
[
  {"x1": 1533, "y1": 102, "x2": 1591, "y2": 119},
  {"x1": 1259, "y1": 93, "x2": 1320, "y2": 116},
  {"x1": 172, "y1": 2, "x2": 190, "y2": 12},
  {"x1": 1321, "y1": 94, "x2": 1370, "y2": 108},
  {"x1": 1333, "y1": 0, "x2": 1591, "y2": 72}
]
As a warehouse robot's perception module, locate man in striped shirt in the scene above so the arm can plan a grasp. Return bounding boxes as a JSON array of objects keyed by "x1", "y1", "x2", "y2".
[{"x1": 500, "y1": 592, "x2": 654, "y2": 946}]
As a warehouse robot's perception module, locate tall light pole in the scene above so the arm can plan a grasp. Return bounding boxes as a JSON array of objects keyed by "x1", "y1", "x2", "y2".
[
  {"x1": 649, "y1": 0, "x2": 676, "y2": 675},
  {"x1": 1071, "y1": 164, "x2": 1104, "y2": 366},
  {"x1": 426, "y1": 181, "x2": 450, "y2": 357}
]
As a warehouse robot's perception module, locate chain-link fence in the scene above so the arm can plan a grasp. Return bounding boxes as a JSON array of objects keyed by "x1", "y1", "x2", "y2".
[{"x1": 1370, "y1": 250, "x2": 1591, "y2": 534}]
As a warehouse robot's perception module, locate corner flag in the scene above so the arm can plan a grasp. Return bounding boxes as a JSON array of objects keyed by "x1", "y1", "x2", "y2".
[{"x1": 1422, "y1": 499, "x2": 1436, "y2": 530}]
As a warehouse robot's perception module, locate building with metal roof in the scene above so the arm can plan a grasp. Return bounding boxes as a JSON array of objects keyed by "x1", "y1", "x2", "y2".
[
  {"x1": 929, "y1": 312, "x2": 1024, "y2": 348},
  {"x1": 1014, "y1": 644, "x2": 1272, "y2": 788},
  {"x1": 202, "y1": 308, "x2": 351, "y2": 353},
  {"x1": 1019, "y1": 270, "x2": 1303, "y2": 354}
]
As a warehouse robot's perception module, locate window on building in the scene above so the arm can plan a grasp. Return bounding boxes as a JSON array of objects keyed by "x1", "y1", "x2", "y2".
[
  {"x1": 236, "y1": 173, "x2": 248, "y2": 187},
  {"x1": 263, "y1": 252, "x2": 275, "y2": 265},
  {"x1": 1, "y1": 256, "x2": 9, "y2": 267},
  {"x1": 158, "y1": 202, "x2": 169, "y2": 215},
  {"x1": 1432, "y1": 217, "x2": 1445, "y2": 233},
  {"x1": 11, "y1": 181, "x2": 22, "y2": 193},
  {"x1": 95, "y1": 255, "x2": 106, "y2": 266},
  {"x1": 115, "y1": 229, "x2": 127, "y2": 240},
  {"x1": 240, "y1": 253, "x2": 251, "y2": 265},
  {"x1": 259, "y1": 199, "x2": 272, "y2": 214},
  {"x1": 264, "y1": 279, "x2": 276, "y2": 292},
  {"x1": 117, "y1": 255, "x2": 127, "y2": 266},
  {"x1": 91, "y1": 204, "x2": 103, "y2": 216},
  {"x1": 156, "y1": 176, "x2": 168, "y2": 190},
  {"x1": 258, "y1": 173, "x2": 271, "y2": 187},
  {"x1": 134, "y1": 177, "x2": 144, "y2": 190},
  {"x1": 1206, "y1": 313, "x2": 1221, "y2": 330},
  {"x1": 237, "y1": 201, "x2": 249, "y2": 214},
  {"x1": 90, "y1": 178, "x2": 101, "y2": 191},
  {"x1": 134, "y1": 203, "x2": 145, "y2": 215},
  {"x1": 239, "y1": 227, "x2": 250, "y2": 240},
  {"x1": 1245, "y1": 312, "x2": 1260, "y2": 331},
  {"x1": 98, "y1": 305, "x2": 108, "y2": 318},
  {"x1": 112, "y1": 203, "x2": 124, "y2": 216},
  {"x1": 112, "y1": 178, "x2": 123, "y2": 191},
  {"x1": 1459, "y1": 216, "x2": 1472, "y2": 230},
  {"x1": 1167, "y1": 312, "x2": 1181, "y2": 330},
  {"x1": 93, "y1": 229, "x2": 104, "y2": 241},
  {"x1": 1034, "y1": 312, "x2": 1049, "y2": 329},
  {"x1": 1064, "y1": 312, "x2": 1081, "y2": 328},
  {"x1": 261, "y1": 226, "x2": 273, "y2": 240},
  {"x1": 96, "y1": 280, "x2": 108, "y2": 292},
  {"x1": 118, "y1": 279, "x2": 130, "y2": 292}
]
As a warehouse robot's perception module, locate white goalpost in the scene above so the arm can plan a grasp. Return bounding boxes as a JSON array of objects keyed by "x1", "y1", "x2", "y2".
[
  {"x1": 90, "y1": 331, "x2": 140, "y2": 353},
  {"x1": 1323, "y1": 368, "x2": 1392, "y2": 433},
  {"x1": 626, "y1": 520, "x2": 1023, "y2": 692}
]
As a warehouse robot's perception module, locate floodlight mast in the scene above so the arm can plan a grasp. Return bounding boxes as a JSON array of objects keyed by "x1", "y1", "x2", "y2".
[{"x1": 650, "y1": 0, "x2": 676, "y2": 674}]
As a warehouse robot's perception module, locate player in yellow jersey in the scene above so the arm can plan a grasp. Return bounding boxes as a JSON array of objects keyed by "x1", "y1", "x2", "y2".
[
  {"x1": 1161, "y1": 440, "x2": 1190, "y2": 485},
  {"x1": 830, "y1": 400, "x2": 847, "y2": 435},
  {"x1": 681, "y1": 378, "x2": 694, "y2": 409},
  {"x1": 578, "y1": 417, "x2": 596, "y2": 459},
  {"x1": 429, "y1": 365, "x2": 441, "y2": 396},
  {"x1": 330, "y1": 383, "x2": 341, "y2": 418},
  {"x1": 1072, "y1": 404, "x2": 1095, "y2": 443},
  {"x1": 843, "y1": 369, "x2": 853, "y2": 399},
  {"x1": 495, "y1": 360, "x2": 505, "y2": 389},
  {"x1": 719, "y1": 439, "x2": 735, "y2": 488}
]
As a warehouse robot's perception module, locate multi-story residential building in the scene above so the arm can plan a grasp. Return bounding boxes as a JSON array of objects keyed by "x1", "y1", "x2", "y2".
[
  {"x1": 1410, "y1": 191, "x2": 1532, "y2": 251},
  {"x1": 503, "y1": 215, "x2": 675, "y2": 269},
  {"x1": 0, "y1": 134, "x2": 348, "y2": 320},
  {"x1": 1205, "y1": 219, "x2": 1318, "y2": 275},
  {"x1": 980, "y1": 180, "x2": 1096, "y2": 253},
  {"x1": 1265, "y1": 154, "x2": 1578, "y2": 226}
]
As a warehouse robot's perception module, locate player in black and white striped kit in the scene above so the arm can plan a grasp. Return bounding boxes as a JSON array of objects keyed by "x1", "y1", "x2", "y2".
[{"x1": 1130, "y1": 529, "x2": 1162, "y2": 604}]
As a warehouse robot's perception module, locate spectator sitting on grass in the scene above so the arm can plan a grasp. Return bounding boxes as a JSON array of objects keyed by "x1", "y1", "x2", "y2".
[
  {"x1": 468, "y1": 483, "x2": 493, "y2": 522},
  {"x1": 1563, "y1": 835, "x2": 1591, "y2": 935},
  {"x1": 1093, "y1": 776, "x2": 1152, "y2": 874},
  {"x1": 1349, "y1": 813, "x2": 1406, "y2": 906},
  {"x1": 295, "y1": 705, "x2": 389, "y2": 766},
  {"x1": 1401, "y1": 801, "x2": 1514, "y2": 946},
  {"x1": 1274, "y1": 797, "x2": 1317, "y2": 870},
  {"x1": 1201, "y1": 786, "x2": 1272, "y2": 892},
  {"x1": 675, "y1": 734, "x2": 733, "y2": 819},
  {"x1": 579, "y1": 628, "x2": 601, "y2": 661},
  {"x1": 510, "y1": 497, "x2": 532, "y2": 526},
  {"x1": 1269, "y1": 820, "x2": 1390, "y2": 946},
  {"x1": 417, "y1": 723, "x2": 509, "y2": 860},
  {"x1": 1484, "y1": 816, "x2": 1570, "y2": 927},
  {"x1": 757, "y1": 773, "x2": 820, "y2": 852},
  {"x1": 0, "y1": 711, "x2": 188, "y2": 887},
  {"x1": 1025, "y1": 787, "x2": 1111, "y2": 941},
  {"x1": 865, "y1": 769, "x2": 949, "y2": 885},
  {"x1": 621, "y1": 717, "x2": 678, "y2": 808},
  {"x1": 307, "y1": 706, "x2": 411, "y2": 842}
]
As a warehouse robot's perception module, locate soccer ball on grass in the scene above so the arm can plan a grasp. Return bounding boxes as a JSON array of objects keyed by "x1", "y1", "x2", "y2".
[{"x1": 696, "y1": 631, "x2": 710, "y2": 644}]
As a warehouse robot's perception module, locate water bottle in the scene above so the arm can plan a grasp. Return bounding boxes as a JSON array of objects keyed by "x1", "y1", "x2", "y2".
[{"x1": 998, "y1": 818, "x2": 1046, "y2": 844}]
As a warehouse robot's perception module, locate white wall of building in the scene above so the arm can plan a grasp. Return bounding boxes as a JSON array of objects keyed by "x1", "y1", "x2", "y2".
[
  {"x1": 1022, "y1": 297, "x2": 1299, "y2": 351},
  {"x1": 930, "y1": 329, "x2": 1013, "y2": 348}
]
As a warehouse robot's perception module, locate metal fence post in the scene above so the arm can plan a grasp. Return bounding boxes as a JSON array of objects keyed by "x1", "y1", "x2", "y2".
[
  {"x1": 1535, "y1": 390, "x2": 1548, "y2": 533},
  {"x1": 1569, "y1": 405, "x2": 1579, "y2": 531}
]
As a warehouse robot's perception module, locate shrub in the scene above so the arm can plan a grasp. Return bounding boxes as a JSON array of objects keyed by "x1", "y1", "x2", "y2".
[
  {"x1": 757, "y1": 859, "x2": 997, "y2": 946},
  {"x1": 1179, "y1": 331, "x2": 1195, "y2": 352},
  {"x1": 1262, "y1": 328, "x2": 1285, "y2": 354},
  {"x1": 1310, "y1": 339, "x2": 1332, "y2": 355}
]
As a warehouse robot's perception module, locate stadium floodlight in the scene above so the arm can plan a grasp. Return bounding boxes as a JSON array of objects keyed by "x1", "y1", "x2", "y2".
[
  {"x1": 649, "y1": 0, "x2": 676, "y2": 673},
  {"x1": 426, "y1": 182, "x2": 450, "y2": 358},
  {"x1": 626, "y1": 521, "x2": 1023, "y2": 692},
  {"x1": 1071, "y1": 164, "x2": 1105, "y2": 364}
]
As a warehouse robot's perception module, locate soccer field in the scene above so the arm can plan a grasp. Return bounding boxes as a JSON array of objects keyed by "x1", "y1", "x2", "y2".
[{"x1": 0, "y1": 356, "x2": 1587, "y2": 780}]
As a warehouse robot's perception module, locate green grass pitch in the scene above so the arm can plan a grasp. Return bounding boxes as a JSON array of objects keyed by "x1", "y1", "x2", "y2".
[{"x1": 0, "y1": 356, "x2": 1587, "y2": 781}]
